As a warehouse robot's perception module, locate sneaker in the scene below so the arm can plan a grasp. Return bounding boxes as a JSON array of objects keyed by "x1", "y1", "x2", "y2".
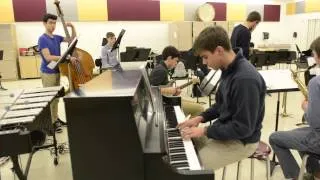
[
  {"x1": 53, "y1": 121, "x2": 63, "y2": 133},
  {"x1": 57, "y1": 118, "x2": 67, "y2": 126}
]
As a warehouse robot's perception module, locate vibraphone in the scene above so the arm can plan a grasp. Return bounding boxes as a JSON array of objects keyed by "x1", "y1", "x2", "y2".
[{"x1": 0, "y1": 86, "x2": 65, "y2": 180}]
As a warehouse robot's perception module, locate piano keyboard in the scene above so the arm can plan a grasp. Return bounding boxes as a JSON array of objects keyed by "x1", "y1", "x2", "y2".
[{"x1": 165, "y1": 106, "x2": 202, "y2": 171}]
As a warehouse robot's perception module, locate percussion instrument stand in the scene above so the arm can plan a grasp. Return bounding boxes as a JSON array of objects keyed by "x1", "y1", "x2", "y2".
[{"x1": 280, "y1": 92, "x2": 292, "y2": 118}]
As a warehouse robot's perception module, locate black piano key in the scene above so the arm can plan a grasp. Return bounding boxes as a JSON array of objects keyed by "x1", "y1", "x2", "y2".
[
  {"x1": 170, "y1": 156, "x2": 188, "y2": 162},
  {"x1": 170, "y1": 154, "x2": 187, "y2": 160},
  {"x1": 171, "y1": 161, "x2": 189, "y2": 168},
  {"x1": 168, "y1": 140, "x2": 183, "y2": 145},
  {"x1": 169, "y1": 148, "x2": 186, "y2": 154},
  {"x1": 168, "y1": 142, "x2": 184, "y2": 148},
  {"x1": 168, "y1": 139, "x2": 183, "y2": 143}
]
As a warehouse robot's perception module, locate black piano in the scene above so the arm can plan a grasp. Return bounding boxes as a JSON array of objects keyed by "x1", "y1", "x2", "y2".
[{"x1": 64, "y1": 68, "x2": 214, "y2": 180}]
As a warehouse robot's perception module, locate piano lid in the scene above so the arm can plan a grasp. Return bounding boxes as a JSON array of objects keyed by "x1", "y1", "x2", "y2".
[{"x1": 68, "y1": 70, "x2": 142, "y2": 98}]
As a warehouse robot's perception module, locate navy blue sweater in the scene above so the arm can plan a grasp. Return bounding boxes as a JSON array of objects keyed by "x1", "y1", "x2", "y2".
[
  {"x1": 201, "y1": 49, "x2": 266, "y2": 144},
  {"x1": 230, "y1": 24, "x2": 251, "y2": 59}
]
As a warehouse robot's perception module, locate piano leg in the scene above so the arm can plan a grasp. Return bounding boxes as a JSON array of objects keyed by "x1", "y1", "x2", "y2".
[{"x1": 10, "y1": 155, "x2": 26, "y2": 180}]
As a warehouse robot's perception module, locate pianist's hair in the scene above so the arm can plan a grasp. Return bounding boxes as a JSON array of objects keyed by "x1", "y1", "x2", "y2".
[
  {"x1": 162, "y1": 46, "x2": 180, "y2": 60},
  {"x1": 193, "y1": 26, "x2": 231, "y2": 55},
  {"x1": 310, "y1": 36, "x2": 320, "y2": 57},
  {"x1": 106, "y1": 32, "x2": 115, "y2": 38},
  {"x1": 247, "y1": 11, "x2": 261, "y2": 22},
  {"x1": 42, "y1": 13, "x2": 58, "y2": 23}
]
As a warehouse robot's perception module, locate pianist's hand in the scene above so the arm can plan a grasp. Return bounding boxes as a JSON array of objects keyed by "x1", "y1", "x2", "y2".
[
  {"x1": 177, "y1": 116, "x2": 203, "y2": 129},
  {"x1": 181, "y1": 127, "x2": 206, "y2": 139}
]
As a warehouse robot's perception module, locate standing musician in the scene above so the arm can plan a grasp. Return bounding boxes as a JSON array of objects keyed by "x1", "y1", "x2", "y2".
[
  {"x1": 149, "y1": 46, "x2": 204, "y2": 117},
  {"x1": 230, "y1": 11, "x2": 261, "y2": 59},
  {"x1": 269, "y1": 37, "x2": 320, "y2": 180},
  {"x1": 38, "y1": 13, "x2": 77, "y2": 132},
  {"x1": 178, "y1": 26, "x2": 266, "y2": 170}
]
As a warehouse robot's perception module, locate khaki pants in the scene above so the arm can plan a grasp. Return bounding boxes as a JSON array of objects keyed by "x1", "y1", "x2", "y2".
[
  {"x1": 194, "y1": 136, "x2": 258, "y2": 170},
  {"x1": 181, "y1": 99, "x2": 204, "y2": 117},
  {"x1": 41, "y1": 72, "x2": 60, "y2": 123}
]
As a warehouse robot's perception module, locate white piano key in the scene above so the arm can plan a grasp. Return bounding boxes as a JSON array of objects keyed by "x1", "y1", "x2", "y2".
[{"x1": 174, "y1": 106, "x2": 202, "y2": 171}]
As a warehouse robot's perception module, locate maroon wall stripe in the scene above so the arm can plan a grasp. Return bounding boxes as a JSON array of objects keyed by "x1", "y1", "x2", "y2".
[
  {"x1": 264, "y1": 5, "x2": 280, "y2": 22},
  {"x1": 207, "y1": 2, "x2": 227, "y2": 21},
  {"x1": 13, "y1": 0, "x2": 47, "y2": 22},
  {"x1": 107, "y1": 0, "x2": 160, "y2": 21}
]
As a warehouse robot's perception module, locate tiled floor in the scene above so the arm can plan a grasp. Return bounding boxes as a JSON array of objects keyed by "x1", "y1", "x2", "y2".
[{"x1": 0, "y1": 69, "x2": 307, "y2": 180}]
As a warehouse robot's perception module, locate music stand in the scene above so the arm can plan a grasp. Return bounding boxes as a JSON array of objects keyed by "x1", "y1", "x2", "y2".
[
  {"x1": 47, "y1": 37, "x2": 78, "y2": 91},
  {"x1": 0, "y1": 50, "x2": 7, "y2": 91},
  {"x1": 111, "y1": 29, "x2": 125, "y2": 52}
]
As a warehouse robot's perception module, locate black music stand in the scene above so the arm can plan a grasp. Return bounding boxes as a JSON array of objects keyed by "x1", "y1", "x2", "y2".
[
  {"x1": 111, "y1": 29, "x2": 125, "y2": 52},
  {"x1": 111, "y1": 29, "x2": 125, "y2": 69},
  {"x1": 47, "y1": 37, "x2": 78, "y2": 91},
  {"x1": 0, "y1": 50, "x2": 7, "y2": 91}
]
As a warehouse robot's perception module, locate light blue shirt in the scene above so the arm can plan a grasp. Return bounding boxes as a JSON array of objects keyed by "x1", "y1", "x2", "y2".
[{"x1": 101, "y1": 44, "x2": 119, "y2": 68}]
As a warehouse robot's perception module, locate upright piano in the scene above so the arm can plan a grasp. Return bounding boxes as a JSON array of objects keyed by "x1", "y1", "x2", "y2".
[{"x1": 64, "y1": 68, "x2": 214, "y2": 180}]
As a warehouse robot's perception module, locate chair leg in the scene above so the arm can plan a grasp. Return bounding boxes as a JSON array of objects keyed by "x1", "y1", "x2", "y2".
[
  {"x1": 298, "y1": 155, "x2": 309, "y2": 180},
  {"x1": 251, "y1": 158, "x2": 254, "y2": 180},
  {"x1": 237, "y1": 161, "x2": 241, "y2": 180},
  {"x1": 266, "y1": 156, "x2": 271, "y2": 180},
  {"x1": 222, "y1": 166, "x2": 227, "y2": 180}
]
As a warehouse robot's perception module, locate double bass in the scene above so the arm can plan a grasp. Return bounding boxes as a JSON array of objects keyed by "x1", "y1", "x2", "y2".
[{"x1": 54, "y1": 0, "x2": 95, "y2": 90}]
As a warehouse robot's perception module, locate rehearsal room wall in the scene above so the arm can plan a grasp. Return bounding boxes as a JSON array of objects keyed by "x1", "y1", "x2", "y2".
[
  {"x1": 14, "y1": 21, "x2": 170, "y2": 58},
  {"x1": 4, "y1": 0, "x2": 320, "y2": 67}
]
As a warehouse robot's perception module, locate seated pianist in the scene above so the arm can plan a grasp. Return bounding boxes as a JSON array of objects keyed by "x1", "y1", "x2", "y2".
[
  {"x1": 149, "y1": 46, "x2": 204, "y2": 117},
  {"x1": 101, "y1": 32, "x2": 122, "y2": 71},
  {"x1": 178, "y1": 26, "x2": 266, "y2": 171}
]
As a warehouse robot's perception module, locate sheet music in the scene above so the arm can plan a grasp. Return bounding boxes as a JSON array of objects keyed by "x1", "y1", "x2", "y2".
[{"x1": 259, "y1": 69, "x2": 298, "y2": 92}]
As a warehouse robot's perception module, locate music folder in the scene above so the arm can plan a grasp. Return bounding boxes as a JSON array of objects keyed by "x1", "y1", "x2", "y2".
[{"x1": 47, "y1": 37, "x2": 78, "y2": 70}]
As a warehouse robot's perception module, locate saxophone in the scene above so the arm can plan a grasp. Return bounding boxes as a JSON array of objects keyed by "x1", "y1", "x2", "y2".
[
  {"x1": 290, "y1": 64, "x2": 316, "y2": 99},
  {"x1": 291, "y1": 69, "x2": 308, "y2": 99}
]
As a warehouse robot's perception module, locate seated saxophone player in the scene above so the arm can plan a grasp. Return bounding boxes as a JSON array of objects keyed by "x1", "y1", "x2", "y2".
[
  {"x1": 177, "y1": 26, "x2": 266, "y2": 170},
  {"x1": 149, "y1": 46, "x2": 204, "y2": 117},
  {"x1": 269, "y1": 36, "x2": 320, "y2": 180}
]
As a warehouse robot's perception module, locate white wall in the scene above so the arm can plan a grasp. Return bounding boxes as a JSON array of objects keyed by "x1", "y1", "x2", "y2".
[
  {"x1": 250, "y1": 4, "x2": 320, "y2": 51},
  {"x1": 14, "y1": 3, "x2": 320, "y2": 58},
  {"x1": 15, "y1": 21, "x2": 169, "y2": 59}
]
